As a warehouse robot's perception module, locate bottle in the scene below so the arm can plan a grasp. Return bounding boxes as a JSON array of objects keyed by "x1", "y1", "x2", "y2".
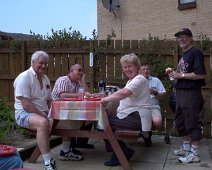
[
  {"x1": 78, "y1": 86, "x2": 84, "y2": 100},
  {"x1": 98, "y1": 80, "x2": 105, "y2": 92},
  {"x1": 98, "y1": 80, "x2": 105, "y2": 97},
  {"x1": 105, "y1": 86, "x2": 110, "y2": 96}
]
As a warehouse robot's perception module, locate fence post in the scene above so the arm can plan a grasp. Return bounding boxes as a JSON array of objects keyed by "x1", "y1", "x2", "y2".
[
  {"x1": 173, "y1": 43, "x2": 179, "y2": 65},
  {"x1": 20, "y1": 41, "x2": 27, "y2": 71}
]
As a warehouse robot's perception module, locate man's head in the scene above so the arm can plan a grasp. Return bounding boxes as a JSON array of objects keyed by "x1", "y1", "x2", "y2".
[
  {"x1": 140, "y1": 63, "x2": 150, "y2": 79},
  {"x1": 174, "y1": 28, "x2": 193, "y2": 38},
  {"x1": 69, "y1": 64, "x2": 84, "y2": 81},
  {"x1": 31, "y1": 51, "x2": 49, "y2": 76},
  {"x1": 174, "y1": 28, "x2": 193, "y2": 51}
]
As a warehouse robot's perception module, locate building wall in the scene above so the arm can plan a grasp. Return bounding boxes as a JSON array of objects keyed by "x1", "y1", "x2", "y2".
[{"x1": 97, "y1": 0, "x2": 212, "y2": 40}]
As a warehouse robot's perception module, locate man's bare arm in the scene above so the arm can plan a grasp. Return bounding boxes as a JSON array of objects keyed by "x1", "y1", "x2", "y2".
[{"x1": 18, "y1": 96, "x2": 47, "y2": 118}]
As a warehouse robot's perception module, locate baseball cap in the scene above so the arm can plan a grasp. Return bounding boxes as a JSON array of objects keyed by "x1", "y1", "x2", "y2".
[{"x1": 174, "y1": 28, "x2": 193, "y2": 37}]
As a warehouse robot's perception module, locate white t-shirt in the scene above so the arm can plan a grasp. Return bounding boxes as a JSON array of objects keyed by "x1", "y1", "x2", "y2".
[
  {"x1": 147, "y1": 76, "x2": 166, "y2": 106},
  {"x1": 14, "y1": 67, "x2": 52, "y2": 116},
  {"x1": 117, "y1": 74, "x2": 151, "y2": 119}
]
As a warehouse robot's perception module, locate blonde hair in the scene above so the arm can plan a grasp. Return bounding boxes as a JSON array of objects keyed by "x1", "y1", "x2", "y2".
[{"x1": 120, "y1": 53, "x2": 140, "y2": 68}]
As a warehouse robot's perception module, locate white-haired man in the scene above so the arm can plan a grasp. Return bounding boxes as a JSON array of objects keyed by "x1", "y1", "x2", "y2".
[{"x1": 14, "y1": 51, "x2": 56, "y2": 170}]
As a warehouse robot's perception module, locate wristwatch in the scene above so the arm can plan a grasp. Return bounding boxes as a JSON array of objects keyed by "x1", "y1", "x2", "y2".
[{"x1": 181, "y1": 73, "x2": 185, "y2": 78}]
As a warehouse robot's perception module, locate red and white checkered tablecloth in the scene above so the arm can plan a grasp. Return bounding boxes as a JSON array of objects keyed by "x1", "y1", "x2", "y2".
[{"x1": 49, "y1": 100, "x2": 104, "y2": 129}]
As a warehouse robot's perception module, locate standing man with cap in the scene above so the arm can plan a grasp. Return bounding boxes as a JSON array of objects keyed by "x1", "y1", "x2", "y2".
[{"x1": 168, "y1": 28, "x2": 206, "y2": 163}]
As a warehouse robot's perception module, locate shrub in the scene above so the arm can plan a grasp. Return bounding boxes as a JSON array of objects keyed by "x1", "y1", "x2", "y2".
[{"x1": 0, "y1": 97, "x2": 16, "y2": 142}]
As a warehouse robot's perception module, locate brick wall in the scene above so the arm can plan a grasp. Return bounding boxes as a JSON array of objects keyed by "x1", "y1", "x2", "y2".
[{"x1": 98, "y1": 0, "x2": 212, "y2": 40}]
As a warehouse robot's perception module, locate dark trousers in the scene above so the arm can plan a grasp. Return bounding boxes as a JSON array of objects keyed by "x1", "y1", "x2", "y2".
[
  {"x1": 175, "y1": 89, "x2": 204, "y2": 141},
  {"x1": 70, "y1": 122, "x2": 93, "y2": 147},
  {"x1": 104, "y1": 111, "x2": 141, "y2": 153}
]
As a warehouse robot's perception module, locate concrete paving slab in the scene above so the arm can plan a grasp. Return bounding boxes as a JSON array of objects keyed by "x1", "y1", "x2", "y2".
[{"x1": 23, "y1": 136, "x2": 212, "y2": 170}]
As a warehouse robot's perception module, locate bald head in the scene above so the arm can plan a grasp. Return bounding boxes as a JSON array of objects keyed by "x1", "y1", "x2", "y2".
[{"x1": 70, "y1": 64, "x2": 82, "y2": 72}]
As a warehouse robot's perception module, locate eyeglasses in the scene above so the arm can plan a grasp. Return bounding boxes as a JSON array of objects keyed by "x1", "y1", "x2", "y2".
[
  {"x1": 73, "y1": 68, "x2": 83, "y2": 72},
  {"x1": 177, "y1": 35, "x2": 188, "y2": 40}
]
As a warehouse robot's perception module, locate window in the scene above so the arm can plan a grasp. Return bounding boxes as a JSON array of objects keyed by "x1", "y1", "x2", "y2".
[{"x1": 178, "y1": 0, "x2": 196, "y2": 10}]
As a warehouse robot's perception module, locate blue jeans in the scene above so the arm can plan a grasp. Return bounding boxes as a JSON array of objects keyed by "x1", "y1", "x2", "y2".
[{"x1": 0, "y1": 151, "x2": 23, "y2": 169}]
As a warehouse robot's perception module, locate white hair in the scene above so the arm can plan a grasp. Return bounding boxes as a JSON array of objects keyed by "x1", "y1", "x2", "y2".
[{"x1": 31, "y1": 50, "x2": 49, "y2": 65}]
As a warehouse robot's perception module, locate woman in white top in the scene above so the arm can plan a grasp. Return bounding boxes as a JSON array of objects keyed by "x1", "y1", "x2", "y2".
[{"x1": 101, "y1": 53, "x2": 152, "y2": 166}]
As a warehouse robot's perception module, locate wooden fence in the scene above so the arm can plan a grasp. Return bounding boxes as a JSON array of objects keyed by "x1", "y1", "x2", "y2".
[{"x1": 0, "y1": 39, "x2": 211, "y2": 137}]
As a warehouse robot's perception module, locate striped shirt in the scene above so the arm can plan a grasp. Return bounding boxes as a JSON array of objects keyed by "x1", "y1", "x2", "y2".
[{"x1": 52, "y1": 76, "x2": 80, "y2": 101}]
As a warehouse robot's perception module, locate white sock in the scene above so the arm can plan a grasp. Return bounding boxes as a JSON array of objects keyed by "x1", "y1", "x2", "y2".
[
  {"x1": 191, "y1": 145, "x2": 199, "y2": 156},
  {"x1": 183, "y1": 140, "x2": 191, "y2": 151},
  {"x1": 62, "y1": 141, "x2": 71, "y2": 152},
  {"x1": 43, "y1": 153, "x2": 52, "y2": 164}
]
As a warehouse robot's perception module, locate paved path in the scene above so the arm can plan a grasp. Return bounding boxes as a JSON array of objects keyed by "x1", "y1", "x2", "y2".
[{"x1": 24, "y1": 135, "x2": 212, "y2": 170}]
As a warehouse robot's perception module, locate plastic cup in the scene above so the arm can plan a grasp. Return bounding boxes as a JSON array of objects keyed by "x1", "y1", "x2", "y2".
[{"x1": 78, "y1": 87, "x2": 84, "y2": 100}]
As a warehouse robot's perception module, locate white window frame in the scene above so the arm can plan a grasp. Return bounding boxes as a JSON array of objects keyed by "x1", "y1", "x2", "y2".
[
  {"x1": 180, "y1": 0, "x2": 196, "y2": 4},
  {"x1": 178, "y1": 0, "x2": 196, "y2": 10}
]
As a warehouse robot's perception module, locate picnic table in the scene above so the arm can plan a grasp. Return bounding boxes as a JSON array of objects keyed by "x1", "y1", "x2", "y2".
[{"x1": 28, "y1": 98, "x2": 133, "y2": 170}]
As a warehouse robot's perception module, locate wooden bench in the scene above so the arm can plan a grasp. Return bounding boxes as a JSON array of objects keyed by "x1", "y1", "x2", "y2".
[{"x1": 115, "y1": 130, "x2": 141, "y2": 140}]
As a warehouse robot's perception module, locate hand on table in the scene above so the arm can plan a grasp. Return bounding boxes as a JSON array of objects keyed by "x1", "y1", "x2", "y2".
[{"x1": 84, "y1": 92, "x2": 93, "y2": 98}]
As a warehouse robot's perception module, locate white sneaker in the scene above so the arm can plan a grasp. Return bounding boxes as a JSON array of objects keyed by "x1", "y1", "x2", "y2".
[
  {"x1": 44, "y1": 158, "x2": 57, "y2": 170},
  {"x1": 178, "y1": 152, "x2": 200, "y2": 163},
  {"x1": 59, "y1": 150, "x2": 83, "y2": 161},
  {"x1": 173, "y1": 146, "x2": 189, "y2": 156}
]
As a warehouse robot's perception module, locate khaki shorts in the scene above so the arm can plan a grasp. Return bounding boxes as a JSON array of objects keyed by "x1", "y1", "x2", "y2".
[
  {"x1": 139, "y1": 108, "x2": 152, "y2": 131},
  {"x1": 151, "y1": 108, "x2": 162, "y2": 118}
]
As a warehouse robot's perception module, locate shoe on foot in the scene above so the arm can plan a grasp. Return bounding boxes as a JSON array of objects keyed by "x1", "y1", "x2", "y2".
[
  {"x1": 173, "y1": 146, "x2": 190, "y2": 156},
  {"x1": 178, "y1": 152, "x2": 200, "y2": 163},
  {"x1": 59, "y1": 150, "x2": 83, "y2": 161},
  {"x1": 125, "y1": 148, "x2": 135, "y2": 160},
  {"x1": 140, "y1": 131, "x2": 152, "y2": 147},
  {"x1": 104, "y1": 148, "x2": 134, "y2": 166},
  {"x1": 104, "y1": 153, "x2": 120, "y2": 166},
  {"x1": 44, "y1": 158, "x2": 56, "y2": 170}
]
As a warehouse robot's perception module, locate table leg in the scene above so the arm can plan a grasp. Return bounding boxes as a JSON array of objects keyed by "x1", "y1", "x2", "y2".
[
  {"x1": 28, "y1": 146, "x2": 40, "y2": 163},
  {"x1": 107, "y1": 136, "x2": 132, "y2": 170},
  {"x1": 102, "y1": 109, "x2": 132, "y2": 170}
]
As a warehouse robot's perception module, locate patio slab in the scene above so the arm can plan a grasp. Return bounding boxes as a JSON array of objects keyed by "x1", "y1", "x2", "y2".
[{"x1": 23, "y1": 135, "x2": 212, "y2": 170}]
